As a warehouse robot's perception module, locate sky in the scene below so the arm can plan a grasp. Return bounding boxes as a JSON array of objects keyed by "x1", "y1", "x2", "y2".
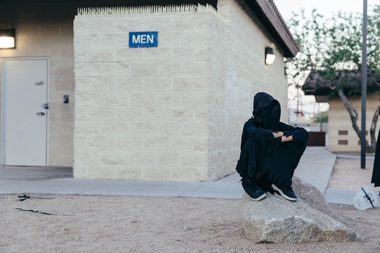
[
  {"x1": 274, "y1": 0, "x2": 376, "y2": 21},
  {"x1": 273, "y1": 0, "x2": 380, "y2": 116}
]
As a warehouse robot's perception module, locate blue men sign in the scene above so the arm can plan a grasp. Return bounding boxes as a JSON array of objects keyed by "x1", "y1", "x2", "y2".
[{"x1": 129, "y1": 31, "x2": 158, "y2": 48}]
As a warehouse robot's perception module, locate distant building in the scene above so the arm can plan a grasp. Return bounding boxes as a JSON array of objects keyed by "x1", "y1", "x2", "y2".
[{"x1": 302, "y1": 71, "x2": 380, "y2": 152}]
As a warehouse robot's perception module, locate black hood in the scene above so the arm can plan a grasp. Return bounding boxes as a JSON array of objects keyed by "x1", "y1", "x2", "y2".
[{"x1": 252, "y1": 92, "x2": 281, "y2": 130}]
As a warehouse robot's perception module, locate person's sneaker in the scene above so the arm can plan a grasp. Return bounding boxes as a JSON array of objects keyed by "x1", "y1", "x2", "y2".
[
  {"x1": 241, "y1": 178, "x2": 266, "y2": 201},
  {"x1": 272, "y1": 184, "x2": 297, "y2": 202}
]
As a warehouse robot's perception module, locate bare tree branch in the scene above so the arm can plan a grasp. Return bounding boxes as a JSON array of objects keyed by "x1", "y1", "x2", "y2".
[
  {"x1": 337, "y1": 89, "x2": 370, "y2": 151},
  {"x1": 370, "y1": 106, "x2": 380, "y2": 152}
]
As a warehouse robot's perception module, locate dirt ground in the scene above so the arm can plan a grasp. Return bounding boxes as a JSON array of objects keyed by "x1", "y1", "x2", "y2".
[{"x1": 1, "y1": 157, "x2": 379, "y2": 253}]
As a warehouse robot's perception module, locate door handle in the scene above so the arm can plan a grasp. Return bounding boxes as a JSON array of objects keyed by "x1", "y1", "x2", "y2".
[{"x1": 37, "y1": 112, "x2": 45, "y2": 116}]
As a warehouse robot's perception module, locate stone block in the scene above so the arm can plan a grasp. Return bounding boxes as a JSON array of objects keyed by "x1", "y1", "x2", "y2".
[
  {"x1": 102, "y1": 62, "x2": 130, "y2": 77},
  {"x1": 74, "y1": 34, "x2": 101, "y2": 49},
  {"x1": 170, "y1": 134, "x2": 195, "y2": 148},
  {"x1": 158, "y1": 92, "x2": 181, "y2": 107},
  {"x1": 191, "y1": 166, "x2": 209, "y2": 181},
  {"x1": 75, "y1": 106, "x2": 115, "y2": 121},
  {"x1": 74, "y1": 135, "x2": 114, "y2": 150},
  {"x1": 101, "y1": 121, "x2": 129, "y2": 136},
  {"x1": 194, "y1": 14, "x2": 213, "y2": 30},
  {"x1": 242, "y1": 177, "x2": 362, "y2": 243},
  {"x1": 115, "y1": 107, "x2": 144, "y2": 121},
  {"x1": 144, "y1": 107, "x2": 172, "y2": 121},
  {"x1": 87, "y1": 165, "x2": 113, "y2": 179},
  {"x1": 130, "y1": 62, "x2": 158, "y2": 77},
  {"x1": 75, "y1": 92, "x2": 100, "y2": 105},
  {"x1": 115, "y1": 77, "x2": 144, "y2": 91},
  {"x1": 100, "y1": 151, "x2": 130, "y2": 165},
  {"x1": 74, "y1": 18, "x2": 90, "y2": 33},
  {"x1": 180, "y1": 61, "x2": 211, "y2": 77},
  {"x1": 143, "y1": 47, "x2": 173, "y2": 62},
  {"x1": 193, "y1": 138, "x2": 209, "y2": 152},
  {"x1": 112, "y1": 166, "x2": 143, "y2": 180},
  {"x1": 75, "y1": 62, "x2": 103, "y2": 77},
  {"x1": 74, "y1": 150, "x2": 101, "y2": 165},
  {"x1": 158, "y1": 62, "x2": 181, "y2": 77},
  {"x1": 172, "y1": 15, "x2": 197, "y2": 30},
  {"x1": 179, "y1": 152, "x2": 208, "y2": 167},
  {"x1": 75, "y1": 77, "x2": 115, "y2": 92},
  {"x1": 172, "y1": 47, "x2": 194, "y2": 61},
  {"x1": 86, "y1": 18, "x2": 116, "y2": 34},
  {"x1": 130, "y1": 122, "x2": 158, "y2": 137},
  {"x1": 130, "y1": 92, "x2": 158, "y2": 107},
  {"x1": 181, "y1": 31, "x2": 211, "y2": 46},
  {"x1": 116, "y1": 18, "x2": 145, "y2": 32},
  {"x1": 74, "y1": 122, "x2": 102, "y2": 135},
  {"x1": 88, "y1": 48, "x2": 115, "y2": 62},
  {"x1": 114, "y1": 137, "x2": 143, "y2": 150},
  {"x1": 101, "y1": 33, "x2": 129, "y2": 48},
  {"x1": 130, "y1": 151, "x2": 157, "y2": 166},
  {"x1": 73, "y1": 164, "x2": 89, "y2": 178},
  {"x1": 172, "y1": 108, "x2": 194, "y2": 120},
  {"x1": 143, "y1": 16, "x2": 172, "y2": 31},
  {"x1": 101, "y1": 92, "x2": 130, "y2": 107},
  {"x1": 115, "y1": 48, "x2": 143, "y2": 62},
  {"x1": 180, "y1": 122, "x2": 209, "y2": 136},
  {"x1": 158, "y1": 31, "x2": 182, "y2": 47},
  {"x1": 142, "y1": 165, "x2": 171, "y2": 180},
  {"x1": 144, "y1": 77, "x2": 172, "y2": 91},
  {"x1": 171, "y1": 166, "x2": 196, "y2": 181},
  {"x1": 158, "y1": 122, "x2": 182, "y2": 136},
  {"x1": 74, "y1": 49, "x2": 88, "y2": 62},
  {"x1": 194, "y1": 46, "x2": 211, "y2": 61},
  {"x1": 143, "y1": 137, "x2": 171, "y2": 151},
  {"x1": 180, "y1": 92, "x2": 210, "y2": 107},
  {"x1": 157, "y1": 152, "x2": 180, "y2": 166}
]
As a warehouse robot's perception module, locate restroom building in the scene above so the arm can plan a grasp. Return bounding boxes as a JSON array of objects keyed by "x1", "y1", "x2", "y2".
[{"x1": 0, "y1": 0, "x2": 298, "y2": 181}]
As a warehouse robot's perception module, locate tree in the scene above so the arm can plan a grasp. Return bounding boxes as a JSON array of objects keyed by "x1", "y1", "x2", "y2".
[{"x1": 286, "y1": 7, "x2": 380, "y2": 153}]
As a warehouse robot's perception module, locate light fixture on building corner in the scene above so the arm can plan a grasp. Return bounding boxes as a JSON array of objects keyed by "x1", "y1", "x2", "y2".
[
  {"x1": 0, "y1": 28, "x2": 16, "y2": 49},
  {"x1": 265, "y1": 46, "x2": 275, "y2": 65}
]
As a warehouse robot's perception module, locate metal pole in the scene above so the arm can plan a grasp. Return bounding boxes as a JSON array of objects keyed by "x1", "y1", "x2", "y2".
[{"x1": 361, "y1": 0, "x2": 368, "y2": 169}]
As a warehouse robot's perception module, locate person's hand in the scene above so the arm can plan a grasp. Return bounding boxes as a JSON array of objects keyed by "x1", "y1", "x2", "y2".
[{"x1": 272, "y1": 131, "x2": 284, "y2": 138}]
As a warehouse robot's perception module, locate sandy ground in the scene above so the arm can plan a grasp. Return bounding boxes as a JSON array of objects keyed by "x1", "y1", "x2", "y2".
[{"x1": 1, "y1": 157, "x2": 380, "y2": 253}]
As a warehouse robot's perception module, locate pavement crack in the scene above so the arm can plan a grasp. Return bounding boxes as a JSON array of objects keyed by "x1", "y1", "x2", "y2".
[{"x1": 15, "y1": 208, "x2": 54, "y2": 216}]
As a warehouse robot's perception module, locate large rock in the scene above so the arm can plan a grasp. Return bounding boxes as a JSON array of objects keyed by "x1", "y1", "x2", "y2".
[{"x1": 242, "y1": 177, "x2": 362, "y2": 243}]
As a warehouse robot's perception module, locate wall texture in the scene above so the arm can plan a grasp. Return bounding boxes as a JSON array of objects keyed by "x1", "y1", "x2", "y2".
[
  {"x1": 0, "y1": 16, "x2": 75, "y2": 166},
  {"x1": 328, "y1": 93, "x2": 380, "y2": 153},
  {"x1": 73, "y1": 1, "x2": 289, "y2": 181},
  {"x1": 209, "y1": 0, "x2": 288, "y2": 180}
]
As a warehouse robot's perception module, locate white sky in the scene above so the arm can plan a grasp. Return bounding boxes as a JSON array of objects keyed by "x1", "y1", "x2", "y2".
[
  {"x1": 274, "y1": 0, "x2": 376, "y2": 21},
  {"x1": 274, "y1": 0, "x2": 380, "y2": 115}
]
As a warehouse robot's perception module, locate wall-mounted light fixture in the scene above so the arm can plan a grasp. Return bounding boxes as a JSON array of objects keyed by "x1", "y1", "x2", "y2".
[
  {"x1": 265, "y1": 46, "x2": 275, "y2": 65},
  {"x1": 0, "y1": 28, "x2": 16, "y2": 49}
]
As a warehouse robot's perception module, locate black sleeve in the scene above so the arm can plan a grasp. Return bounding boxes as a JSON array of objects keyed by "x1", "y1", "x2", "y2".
[{"x1": 244, "y1": 119, "x2": 275, "y2": 148}]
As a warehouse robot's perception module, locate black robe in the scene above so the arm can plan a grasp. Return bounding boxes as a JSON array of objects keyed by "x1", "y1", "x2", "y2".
[
  {"x1": 236, "y1": 92, "x2": 309, "y2": 192},
  {"x1": 371, "y1": 129, "x2": 380, "y2": 187}
]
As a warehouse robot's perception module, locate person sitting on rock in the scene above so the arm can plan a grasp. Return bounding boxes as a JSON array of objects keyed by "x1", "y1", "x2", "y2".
[{"x1": 236, "y1": 92, "x2": 309, "y2": 202}]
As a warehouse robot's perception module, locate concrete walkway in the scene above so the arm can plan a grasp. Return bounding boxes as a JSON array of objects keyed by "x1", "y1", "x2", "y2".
[{"x1": 0, "y1": 147, "x2": 378, "y2": 207}]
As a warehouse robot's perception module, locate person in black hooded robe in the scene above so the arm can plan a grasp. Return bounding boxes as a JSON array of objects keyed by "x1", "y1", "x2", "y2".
[
  {"x1": 371, "y1": 128, "x2": 380, "y2": 195},
  {"x1": 236, "y1": 92, "x2": 309, "y2": 201}
]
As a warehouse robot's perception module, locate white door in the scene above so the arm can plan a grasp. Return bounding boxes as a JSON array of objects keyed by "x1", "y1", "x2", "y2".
[{"x1": 1, "y1": 58, "x2": 49, "y2": 166}]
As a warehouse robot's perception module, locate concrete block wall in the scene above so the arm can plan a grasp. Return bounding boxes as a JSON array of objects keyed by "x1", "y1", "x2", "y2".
[
  {"x1": 74, "y1": 9, "x2": 214, "y2": 180},
  {"x1": 73, "y1": 1, "x2": 289, "y2": 181},
  {"x1": 328, "y1": 93, "x2": 379, "y2": 153},
  {"x1": 207, "y1": 0, "x2": 289, "y2": 179},
  {"x1": 0, "y1": 16, "x2": 75, "y2": 167}
]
